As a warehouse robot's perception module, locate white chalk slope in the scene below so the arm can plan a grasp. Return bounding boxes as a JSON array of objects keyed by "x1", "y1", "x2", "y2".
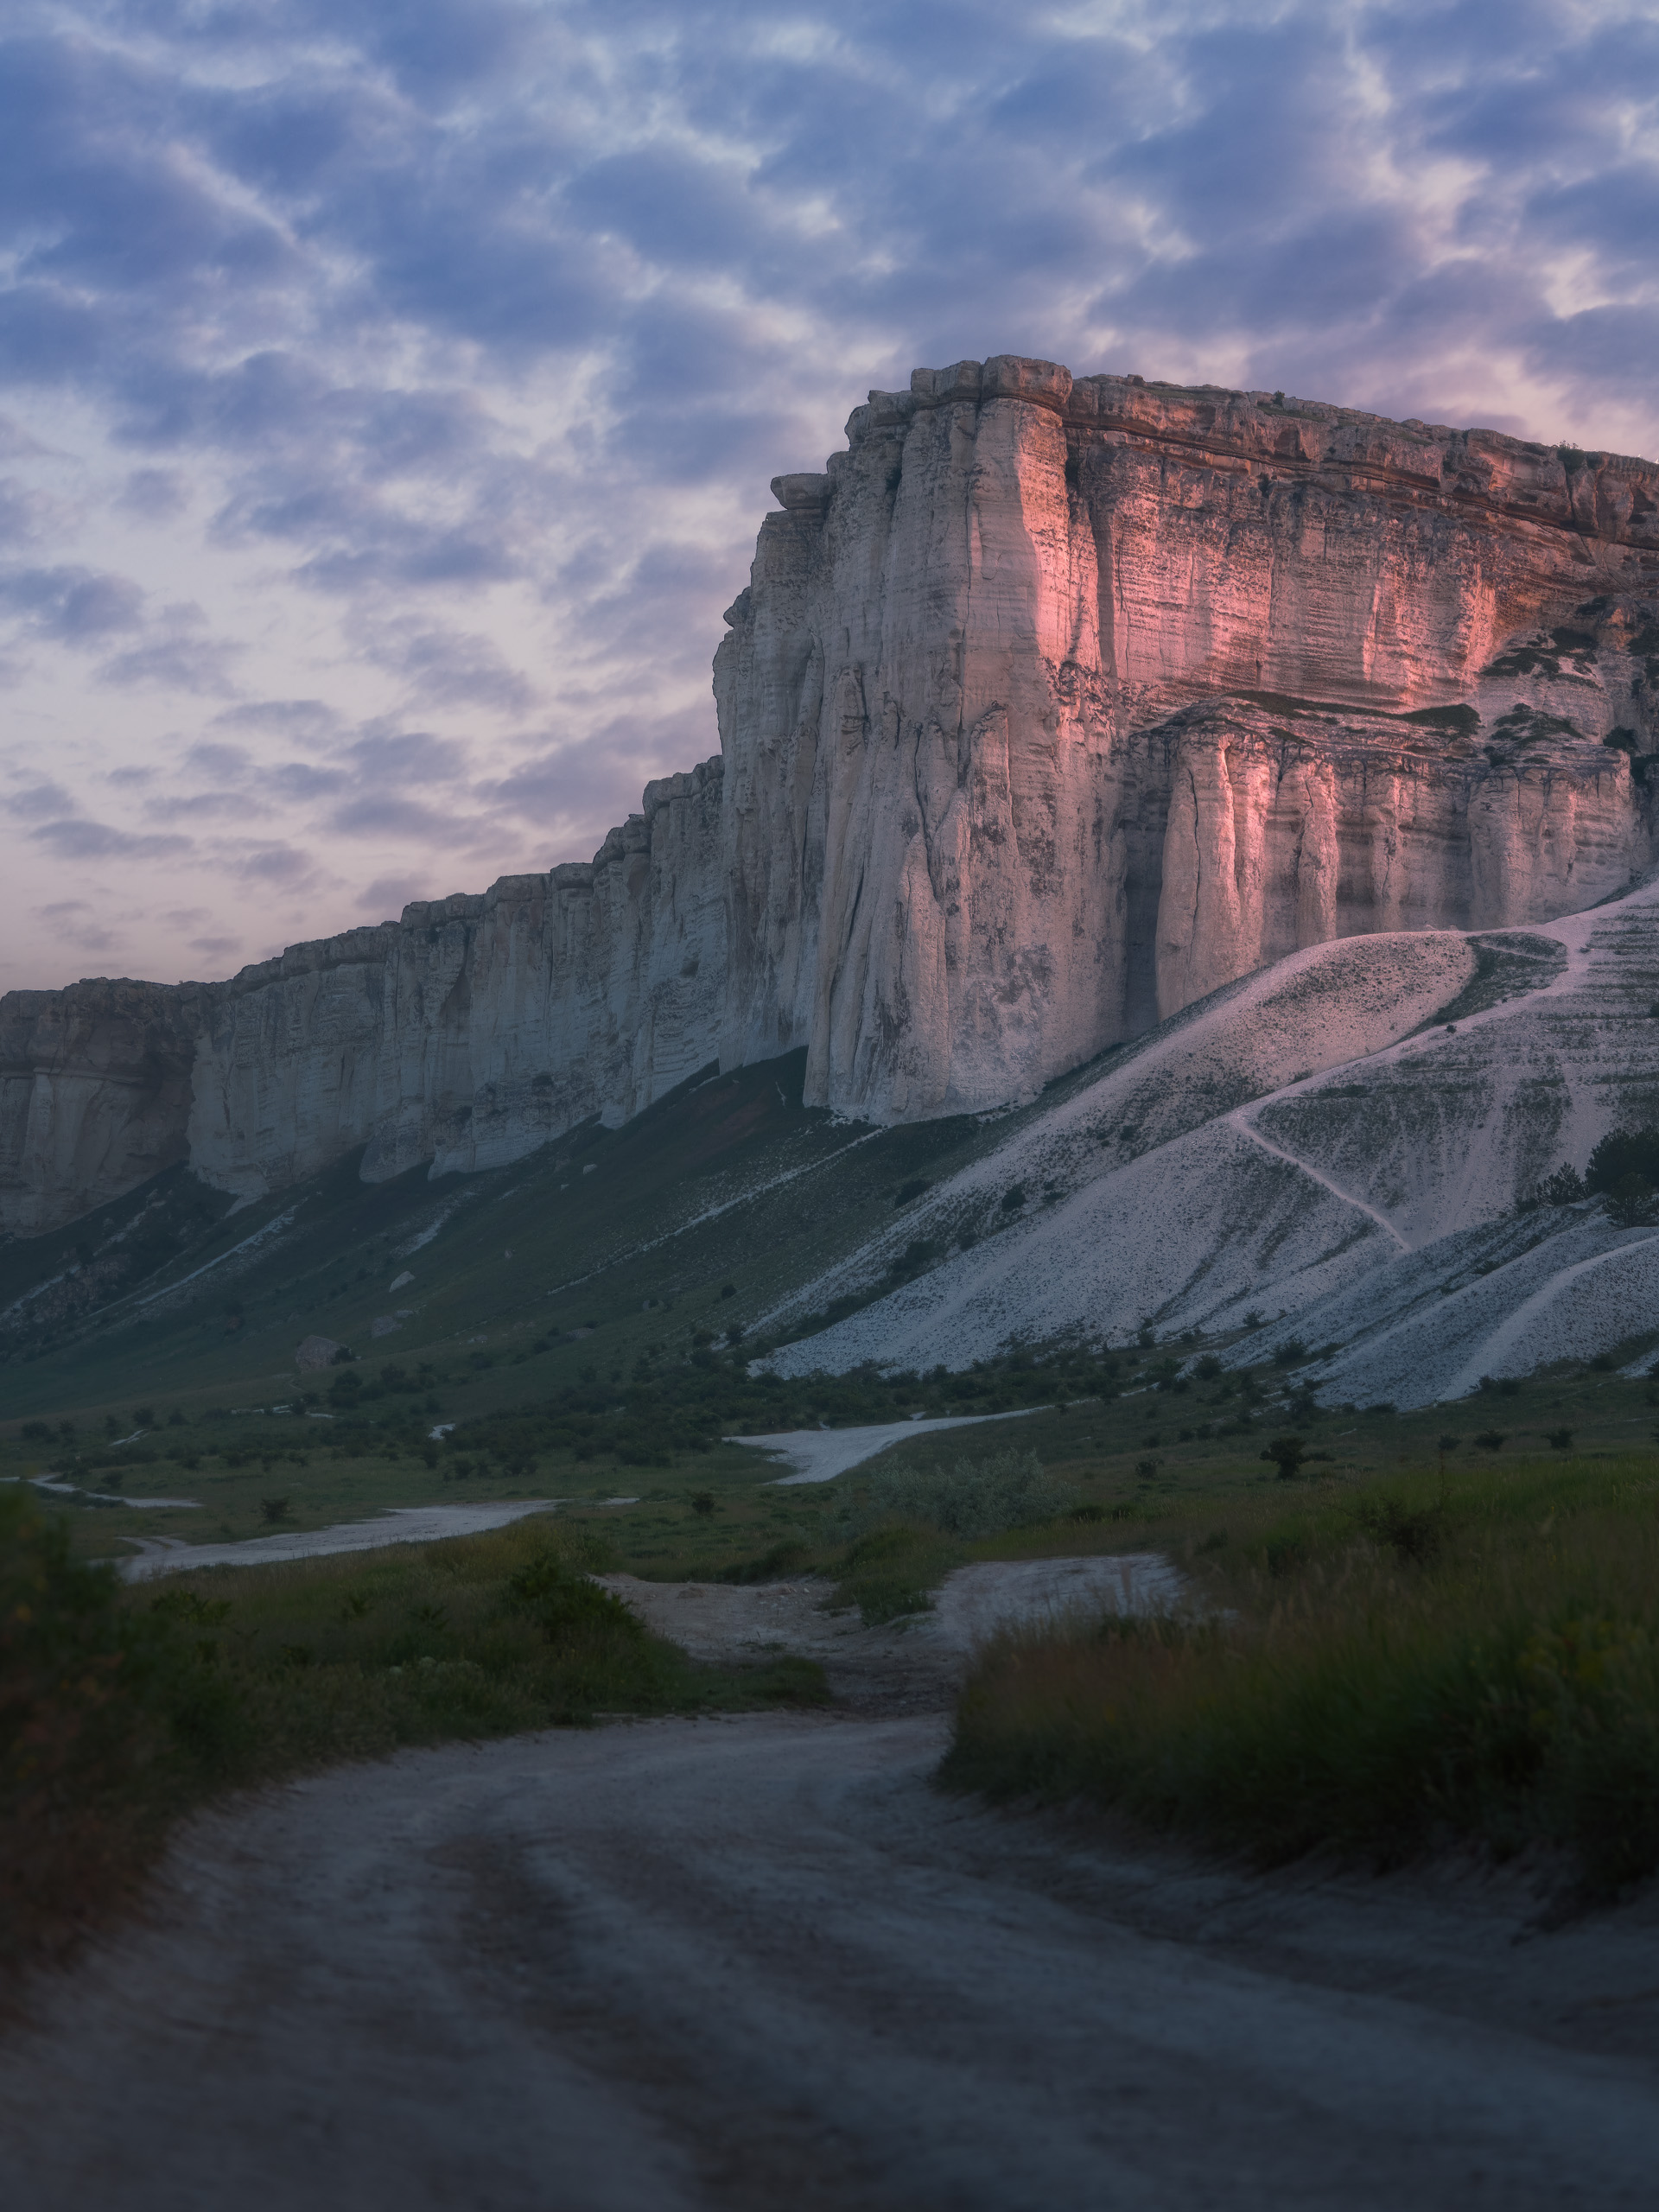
[{"x1": 764, "y1": 881, "x2": 1659, "y2": 1406}]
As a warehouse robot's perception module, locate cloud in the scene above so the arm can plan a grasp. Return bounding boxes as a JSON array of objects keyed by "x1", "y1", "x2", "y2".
[
  {"x1": 117, "y1": 467, "x2": 188, "y2": 519},
  {"x1": 182, "y1": 742, "x2": 253, "y2": 780},
  {"x1": 360, "y1": 621, "x2": 538, "y2": 714},
  {"x1": 98, "y1": 632, "x2": 244, "y2": 694},
  {"x1": 214, "y1": 839, "x2": 315, "y2": 885},
  {"x1": 213, "y1": 699, "x2": 341, "y2": 739},
  {"x1": 4, "y1": 0, "x2": 1659, "y2": 990},
  {"x1": 28, "y1": 817, "x2": 193, "y2": 861},
  {"x1": 10, "y1": 779, "x2": 80, "y2": 819},
  {"x1": 0, "y1": 564, "x2": 144, "y2": 641},
  {"x1": 356, "y1": 870, "x2": 436, "y2": 918}
]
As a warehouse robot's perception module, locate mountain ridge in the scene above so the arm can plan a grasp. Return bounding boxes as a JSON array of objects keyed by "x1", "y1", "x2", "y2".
[{"x1": 6, "y1": 355, "x2": 1659, "y2": 1237}]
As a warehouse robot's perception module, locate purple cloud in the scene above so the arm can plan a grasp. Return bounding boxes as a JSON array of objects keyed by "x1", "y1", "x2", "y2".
[{"x1": 3, "y1": 0, "x2": 1658, "y2": 991}]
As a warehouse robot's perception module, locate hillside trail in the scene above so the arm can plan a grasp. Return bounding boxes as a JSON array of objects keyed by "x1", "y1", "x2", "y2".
[{"x1": 7, "y1": 1572, "x2": 1659, "y2": 2210}]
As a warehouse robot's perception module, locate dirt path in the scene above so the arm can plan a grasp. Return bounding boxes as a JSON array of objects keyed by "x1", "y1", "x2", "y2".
[
  {"x1": 7, "y1": 1567, "x2": 1659, "y2": 2209},
  {"x1": 598, "y1": 1555, "x2": 1185, "y2": 1710}
]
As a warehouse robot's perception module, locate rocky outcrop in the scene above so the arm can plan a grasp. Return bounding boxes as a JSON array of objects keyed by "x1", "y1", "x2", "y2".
[
  {"x1": 0, "y1": 979, "x2": 211, "y2": 1236},
  {"x1": 184, "y1": 757, "x2": 728, "y2": 1203},
  {"x1": 717, "y1": 360, "x2": 1659, "y2": 1116},
  {"x1": 4, "y1": 360, "x2": 1659, "y2": 1234}
]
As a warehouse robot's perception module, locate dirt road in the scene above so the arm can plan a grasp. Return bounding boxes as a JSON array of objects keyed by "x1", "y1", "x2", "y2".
[{"x1": 7, "y1": 1687, "x2": 1659, "y2": 2209}]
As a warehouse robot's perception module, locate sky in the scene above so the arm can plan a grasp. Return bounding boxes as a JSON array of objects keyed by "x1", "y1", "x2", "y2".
[{"x1": 3, "y1": 0, "x2": 1657, "y2": 993}]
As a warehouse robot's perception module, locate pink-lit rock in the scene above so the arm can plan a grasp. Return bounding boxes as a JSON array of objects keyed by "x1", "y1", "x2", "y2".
[{"x1": 4, "y1": 362, "x2": 1658, "y2": 1232}]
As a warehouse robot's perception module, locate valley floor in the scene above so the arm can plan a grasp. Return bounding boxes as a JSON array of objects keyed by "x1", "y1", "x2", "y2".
[{"x1": 7, "y1": 1608, "x2": 1659, "y2": 2210}]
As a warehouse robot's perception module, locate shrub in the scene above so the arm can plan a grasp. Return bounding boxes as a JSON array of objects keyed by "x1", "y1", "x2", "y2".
[
  {"x1": 1587, "y1": 1128, "x2": 1659, "y2": 1196},
  {"x1": 865, "y1": 1447, "x2": 1071, "y2": 1541},
  {"x1": 1356, "y1": 1497, "x2": 1444, "y2": 1565},
  {"x1": 0, "y1": 1494, "x2": 242, "y2": 1967},
  {"x1": 1605, "y1": 1175, "x2": 1658, "y2": 1230},
  {"x1": 1261, "y1": 1436, "x2": 1307, "y2": 1480},
  {"x1": 1526, "y1": 1163, "x2": 1587, "y2": 1208}
]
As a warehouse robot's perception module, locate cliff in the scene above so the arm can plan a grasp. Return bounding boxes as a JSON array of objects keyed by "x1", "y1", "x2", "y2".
[{"x1": 5, "y1": 358, "x2": 1658, "y2": 1235}]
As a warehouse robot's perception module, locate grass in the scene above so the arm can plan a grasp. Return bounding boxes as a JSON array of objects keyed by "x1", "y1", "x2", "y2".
[
  {"x1": 0, "y1": 1493, "x2": 824, "y2": 1974},
  {"x1": 942, "y1": 1446, "x2": 1659, "y2": 1896}
]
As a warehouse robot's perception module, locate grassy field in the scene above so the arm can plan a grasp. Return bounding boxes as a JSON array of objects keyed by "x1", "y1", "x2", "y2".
[
  {"x1": 11, "y1": 1321, "x2": 1656, "y2": 1577},
  {"x1": 942, "y1": 1408, "x2": 1659, "y2": 1897}
]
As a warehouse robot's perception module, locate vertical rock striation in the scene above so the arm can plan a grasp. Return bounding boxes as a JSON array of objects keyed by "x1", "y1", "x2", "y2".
[
  {"x1": 5, "y1": 361, "x2": 1659, "y2": 1232},
  {"x1": 717, "y1": 359, "x2": 1659, "y2": 1116}
]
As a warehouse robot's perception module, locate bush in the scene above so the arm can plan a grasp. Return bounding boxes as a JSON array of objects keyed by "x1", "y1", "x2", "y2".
[
  {"x1": 1587, "y1": 1127, "x2": 1659, "y2": 1196},
  {"x1": 0, "y1": 1493, "x2": 243, "y2": 1968},
  {"x1": 1605, "y1": 1175, "x2": 1658, "y2": 1230},
  {"x1": 1524, "y1": 1163, "x2": 1587, "y2": 1209},
  {"x1": 864, "y1": 1447, "x2": 1071, "y2": 1541}
]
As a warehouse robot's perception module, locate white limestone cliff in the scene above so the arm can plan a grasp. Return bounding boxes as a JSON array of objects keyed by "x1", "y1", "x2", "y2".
[{"x1": 5, "y1": 359, "x2": 1659, "y2": 1235}]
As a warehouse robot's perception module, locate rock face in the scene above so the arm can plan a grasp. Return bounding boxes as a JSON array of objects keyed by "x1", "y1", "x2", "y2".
[
  {"x1": 719, "y1": 361, "x2": 1659, "y2": 1116},
  {"x1": 5, "y1": 359, "x2": 1659, "y2": 1234},
  {"x1": 0, "y1": 978, "x2": 211, "y2": 1236}
]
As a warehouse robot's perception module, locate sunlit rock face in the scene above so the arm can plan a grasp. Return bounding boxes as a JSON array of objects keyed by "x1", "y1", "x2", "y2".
[
  {"x1": 3, "y1": 359, "x2": 1658, "y2": 1232},
  {"x1": 718, "y1": 358, "x2": 1659, "y2": 1117}
]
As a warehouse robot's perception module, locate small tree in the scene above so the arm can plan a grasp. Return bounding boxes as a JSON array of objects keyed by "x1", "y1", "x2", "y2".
[
  {"x1": 1605, "y1": 1173, "x2": 1658, "y2": 1230},
  {"x1": 1261, "y1": 1435, "x2": 1307, "y2": 1480},
  {"x1": 1522, "y1": 1162, "x2": 1586, "y2": 1209},
  {"x1": 1587, "y1": 1126, "x2": 1659, "y2": 1196}
]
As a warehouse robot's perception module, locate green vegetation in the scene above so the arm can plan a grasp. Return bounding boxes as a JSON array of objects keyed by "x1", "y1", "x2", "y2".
[
  {"x1": 0, "y1": 1047, "x2": 1103, "y2": 1417},
  {"x1": 943, "y1": 1444, "x2": 1659, "y2": 1896},
  {"x1": 0, "y1": 1495, "x2": 823, "y2": 1971},
  {"x1": 1522, "y1": 1122, "x2": 1659, "y2": 1223},
  {"x1": 860, "y1": 1446, "x2": 1072, "y2": 1541},
  {"x1": 9, "y1": 1062, "x2": 1659, "y2": 1943}
]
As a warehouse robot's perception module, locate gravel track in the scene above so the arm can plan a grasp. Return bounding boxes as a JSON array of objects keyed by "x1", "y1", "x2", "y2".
[{"x1": 7, "y1": 1685, "x2": 1659, "y2": 2209}]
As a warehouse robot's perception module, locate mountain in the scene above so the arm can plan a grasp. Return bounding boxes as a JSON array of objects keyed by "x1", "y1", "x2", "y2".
[
  {"x1": 3, "y1": 881, "x2": 1656, "y2": 1416},
  {"x1": 5, "y1": 356, "x2": 1659, "y2": 1241}
]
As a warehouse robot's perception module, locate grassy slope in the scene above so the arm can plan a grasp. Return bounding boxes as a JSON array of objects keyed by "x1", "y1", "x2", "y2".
[
  {"x1": 1, "y1": 1050, "x2": 1015, "y2": 1425},
  {"x1": 941, "y1": 1392, "x2": 1659, "y2": 1894}
]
